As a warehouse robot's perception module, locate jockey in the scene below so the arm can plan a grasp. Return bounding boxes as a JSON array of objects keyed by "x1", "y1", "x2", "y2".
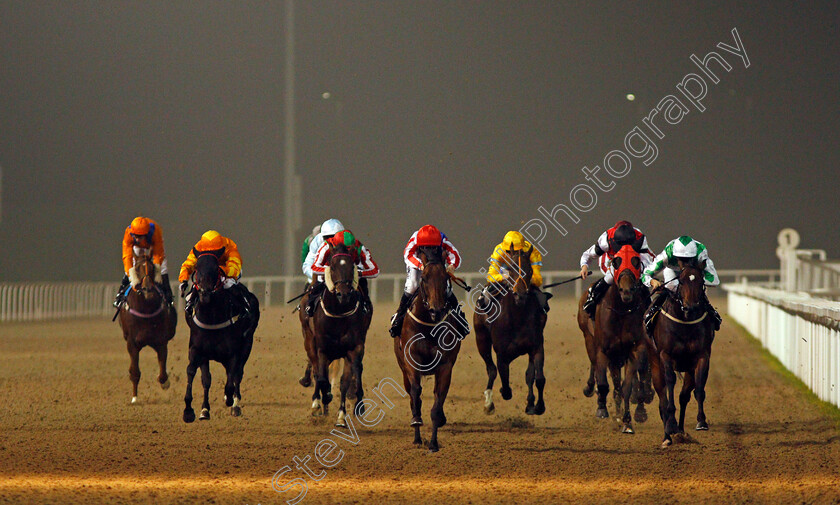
[
  {"x1": 178, "y1": 230, "x2": 252, "y2": 318},
  {"x1": 302, "y1": 218, "x2": 345, "y2": 282},
  {"x1": 304, "y1": 230, "x2": 379, "y2": 316},
  {"x1": 641, "y1": 235, "x2": 722, "y2": 334},
  {"x1": 301, "y1": 224, "x2": 321, "y2": 265},
  {"x1": 580, "y1": 220, "x2": 655, "y2": 319},
  {"x1": 389, "y1": 224, "x2": 463, "y2": 337},
  {"x1": 478, "y1": 230, "x2": 552, "y2": 312},
  {"x1": 115, "y1": 216, "x2": 173, "y2": 307}
]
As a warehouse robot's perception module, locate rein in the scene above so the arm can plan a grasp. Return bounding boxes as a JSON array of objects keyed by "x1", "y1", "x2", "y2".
[
  {"x1": 192, "y1": 313, "x2": 241, "y2": 330},
  {"x1": 661, "y1": 310, "x2": 708, "y2": 325},
  {"x1": 407, "y1": 307, "x2": 452, "y2": 326},
  {"x1": 319, "y1": 298, "x2": 361, "y2": 318}
]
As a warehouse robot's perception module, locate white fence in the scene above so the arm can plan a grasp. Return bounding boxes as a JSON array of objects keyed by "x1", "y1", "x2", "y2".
[
  {"x1": 725, "y1": 281, "x2": 840, "y2": 408},
  {"x1": 1, "y1": 269, "x2": 777, "y2": 323}
]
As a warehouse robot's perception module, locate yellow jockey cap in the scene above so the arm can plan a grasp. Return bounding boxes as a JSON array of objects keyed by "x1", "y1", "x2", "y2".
[
  {"x1": 130, "y1": 216, "x2": 151, "y2": 236},
  {"x1": 200, "y1": 230, "x2": 226, "y2": 250},
  {"x1": 502, "y1": 231, "x2": 525, "y2": 251}
]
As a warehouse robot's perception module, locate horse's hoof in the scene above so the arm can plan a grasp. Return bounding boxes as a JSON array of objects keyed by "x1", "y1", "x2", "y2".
[
  {"x1": 410, "y1": 417, "x2": 423, "y2": 427},
  {"x1": 583, "y1": 385, "x2": 594, "y2": 398},
  {"x1": 525, "y1": 405, "x2": 536, "y2": 415},
  {"x1": 500, "y1": 387, "x2": 512, "y2": 401},
  {"x1": 484, "y1": 403, "x2": 495, "y2": 415},
  {"x1": 299, "y1": 376, "x2": 312, "y2": 388},
  {"x1": 634, "y1": 409, "x2": 648, "y2": 424},
  {"x1": 231, "y1": 406, "x2": 241, "y2": 417},
  {"x1": 160, "y1": 378, "x2": 170, "y2": 390},
  {"x1": 225, "y1": 396, "x2": 234, "y2": 407},
  {"x1": 596, "y1": 407, "x2": 609, "y2": 419},
  {"x1": 413, "y1": 437, "x2": 424, "y2": 447},
  {"x1": 661, "y1": 437, "x2": 673, "y2": 449},
  {"x1": 130, "y1": 396, "x2": 138, "y2": 405},
  {"x1": 199, "y1": 408, "x2": 210, "y2": 421},
  {"x1": 336, "y1": 411, "x2": 347, "y2": 428},
  {"x1": 696, "y1": 421, "x2": 709, "y2": 431},
  {"x1": 183, "y1": 408, "x2": 195, "y2": 423},
  {"x1": 534, "y1": 402, "x2": 545, "y2": 416},
  {"x1": 427, "y1": 441, "x2": 439, "y2": 453},
  {"x1": 622, "y1": 425, "x2": 635, "y2": 434}
]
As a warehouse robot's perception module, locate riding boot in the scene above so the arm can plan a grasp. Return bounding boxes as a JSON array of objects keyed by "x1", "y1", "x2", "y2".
[
  {"x1": 160, "y1": 273, "x2": 174, "y2": 304},
  {"x1": 534, "y1": 287, "x2": 552, "y2": 313},
  {"x1": 114, "y1": 275, "x2": 130, "y2": 308},
  {"x1": 704, "y1": 295, "x2": 722, "y2": 331},
  {"x1": 583, "y1": 278, "x2": 609, "y2": 319},
  {"x1": 644, "y1": 289, "x2": 667, "y2": 336},
  {"x1": 306, "y1": 281, "x2": 325, "y2": 317},
  {"x1": 389, "y1": 292, "x2": 412, "y2": 338},
  {"x1": 358, "y1": 277, "x2": 372, "y2": 314}
]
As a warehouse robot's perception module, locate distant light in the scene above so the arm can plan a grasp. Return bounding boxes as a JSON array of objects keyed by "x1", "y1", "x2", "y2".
[
  {"x1": 321, "y1": 92, "x2": 331, "y2": 99},
  {"x1": 626, "y1": 93, "x2": 635, "y2": 101}
]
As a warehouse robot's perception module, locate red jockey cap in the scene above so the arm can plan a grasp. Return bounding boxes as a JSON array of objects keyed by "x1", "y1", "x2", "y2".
[{"x1": 416, "y1": 225, "x2": 443, "y2": 247}]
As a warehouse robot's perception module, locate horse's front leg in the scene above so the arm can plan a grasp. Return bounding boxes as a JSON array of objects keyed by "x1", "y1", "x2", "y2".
[
  {"x1": 645, "y1": 338, "x2": 677, "y2": 446},
  {"x1": 620, "y1": 351, "x2": 642, "y2": 434},
  {"x1": 532, "y1": 346, "x2": 546, "y2": 415},
  {"x1": 475, "y1": 322, "x2": 497, "y2": 414},
  {"x1": 498, "y1": 355, "x2": 513, "y2": 401},
  {"x1": 409, "y1": 370, "x2": 423, "y2": 447},
  {"x1": 314, "y1": 351, "x2": 332, "y2": 417},
  {"x1": 525, "y1": 356, "x2": 536, "y2": 415},
  {"x1": 351, "y1": 346, "x2": 365, "y2": 417},
  {"x1": 182, "y1": 349, "x2": 198, "y2": 423},
  {"x1": 199, "y1": 362, "x2": 211, "y2": 420},
  {"x1": 153, "y1": 344, "x2": 170, "y2": 390},
  {"x1": 429, "y1": 362, "x2": 453, "y2": 453},
  {"x1": 595, "y1": 350, "x2": 610, "y2": 418},
  {"x1": 225, "y1": 356, "x2": 240, "y2": 416},
  {"x1": 694, "y1": 352, "x2": 711, "y2": 431},
  {"x1": 336, "y1": 357, "x2": 353, "y2": 428},
  {"x1": 127, "y1": 340, "x2": 141, "y2": 404},
  {"x1": 660, "y1": 351, "x2": 679, "y2": 437},
  {"x1": 609, "y1": 363, "x2": 623, "y2": 419}
]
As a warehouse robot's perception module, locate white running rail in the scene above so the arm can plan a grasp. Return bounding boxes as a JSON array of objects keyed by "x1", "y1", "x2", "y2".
[
  {"x1": 1, "y1": 269, "x2": 777, "y2": 323},
  {"x1": 725, "y1": 281, "x2": 840, "y2": 407}
]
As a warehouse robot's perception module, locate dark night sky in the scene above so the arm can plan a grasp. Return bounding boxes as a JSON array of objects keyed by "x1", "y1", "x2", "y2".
[{"x1": 1, "y1": 1, "x2": 838, "y2": 281}]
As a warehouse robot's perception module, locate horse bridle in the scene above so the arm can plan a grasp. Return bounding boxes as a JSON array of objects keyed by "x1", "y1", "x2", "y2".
[
  {"x1": 328, "y1": 253, "x2": 357, "y2": 292},
  {"x1": 135, "y1": 257, "x2": 161, "y2": 296},
  {"x1": 192, "y1": 253, "x2": 225, "y2": 294},
  {"x1": 418, "y1": 260, "x2": 449, "y2": 313}
]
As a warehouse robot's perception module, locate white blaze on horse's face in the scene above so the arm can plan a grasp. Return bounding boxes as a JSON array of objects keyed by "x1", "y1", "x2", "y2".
[{"x1": 689, "y1": 274, "x2": 696, "y2": 281}]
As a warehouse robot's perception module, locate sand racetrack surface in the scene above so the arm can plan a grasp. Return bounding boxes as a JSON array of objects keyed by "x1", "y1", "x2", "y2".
[{"x1": 1, "y1": 297, "x2": 839, "y2": 504}]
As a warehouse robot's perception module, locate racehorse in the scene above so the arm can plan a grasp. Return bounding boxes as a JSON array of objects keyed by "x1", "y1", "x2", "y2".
[
  {"x1": 474, "y1": 245, "x2": 547, "y2": 416},
  {"x1": 302, "y1": 242, "x2": 370, "y2": 427},
  {"x1": 650, "y1": 260, "x2": 715, "y2": 436},
  {"x1": 182, "y1": 249, "x2": 259, "y2": 422},
  {"x1": 393, "y1": 246, "x2": 467, "y2": 452},
  {"x1": 576, "y1": 245, "x2": 665, "y2": 435},
  {"x1": 118, "y1": 253, "x2": 177, "y2": 404}
]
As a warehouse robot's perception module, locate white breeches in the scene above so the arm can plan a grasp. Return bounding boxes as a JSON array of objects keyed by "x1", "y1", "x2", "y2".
[
  {"x1": 404, "y1": 265, "x2": 421, "y2": 295},
  {"x1": 663, "y1": 267, "x2": 679, "y2": 292}
]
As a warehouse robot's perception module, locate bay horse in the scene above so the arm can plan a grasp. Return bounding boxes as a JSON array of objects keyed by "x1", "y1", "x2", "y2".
[
  {"x1": 118, "y1": 253, "x2": 177, "y2": 404},
  {"x1": 474, "y1": 245, "x2": 547, "y2": 416},
  {"x1": 650, "y1": 260, "x2": 715, "y2": 438},
  {"x1": 393, "y1": 246, "x2": 467, "y2": 452},
  {"x1": 182, "y1": 250, "x2": 259, "y2": 422},
  {"x1": 302, "y1": 242, "x2": 370, "y2": 427},
  {"x1": 577, "y1": 245, "x2": 674, "y2": 439}
]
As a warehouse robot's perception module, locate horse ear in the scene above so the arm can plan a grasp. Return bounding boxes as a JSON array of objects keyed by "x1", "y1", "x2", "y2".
[{"x1": 192, "y1": 247, "x2": 200, "y2": 258}]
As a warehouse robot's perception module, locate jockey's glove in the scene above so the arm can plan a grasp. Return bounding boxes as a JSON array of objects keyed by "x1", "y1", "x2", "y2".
[{"x1": 179, "y1": 281, "x2": 189, "y2": 298}]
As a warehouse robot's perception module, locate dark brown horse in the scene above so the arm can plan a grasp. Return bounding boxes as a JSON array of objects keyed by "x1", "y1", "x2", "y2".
[
  {"x1": 651, "y1": 261, "x2": 715, "y2": 437},
  {"x1": 393, "y1": 246, "x2": 467, "y2": 452},
  {"x1": 118, "y1": 253, "x2": 177, "y2": 404},
  {"x1": 302, "y1": 243, "x2": 370, "y2": 427},
  {"x1": 577, "y1": 245, "x2": 673, "y2": 438},
  {"x1": 474, "y1": 245, "x2": 547, "y2": 416},
  {"x1": 182, "y1": 250, "x2": 259, "y2": 422}
]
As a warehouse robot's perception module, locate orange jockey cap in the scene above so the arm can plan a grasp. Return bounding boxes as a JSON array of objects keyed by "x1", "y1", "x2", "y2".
[
  {"x1": 416, "y1": 225, "x2": 443, "y2": 246},
  {"x1": 200, "y1": 230, "x2": 226, "y2": 251},
  {"x1": 130, "y1": 216, "x2": 152, "y2": 236}
]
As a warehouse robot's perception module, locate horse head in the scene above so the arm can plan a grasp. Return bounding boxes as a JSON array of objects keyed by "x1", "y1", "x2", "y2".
[
  {"x1": 677, "y1": 258, "x2": 706, "y2": 316},
  {"x1": 326, "y1": 243, "x2": 358, "y2": 306},
  {"x1": 507, "y1": 245, "x2": 533, "y2": 306},
  {"x1": 193, "y1": 247, "x2": 225, "y2": 304},
  {"x1": 419, "y1": 246, "x2": 448, "y2": 321},
  {"x1": 133, "y1": 253, "x2": 161, "y2": 301},
  {"x1": 612, "y1": 245, "x2": 642, "y2": 304}
]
